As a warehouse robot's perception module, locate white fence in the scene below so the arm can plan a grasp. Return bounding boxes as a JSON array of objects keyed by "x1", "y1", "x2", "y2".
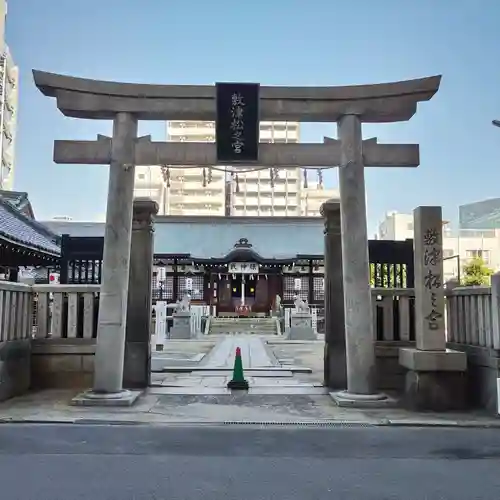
[
  {"x1": 281, "y1": 289, "x2": 415, "y2": 341},
  {"x1": 34, "y1": 284, "x2": 100, "y2": 339},
  {"x1": 0, "y1": 281, "x2": 33, "y2": 342},
  {"x1": 446, "y1": 286, "x2": 500, "y2": 349},
  {"x1": 153, "y1": 302, "x2": 214, "y2": 340}
]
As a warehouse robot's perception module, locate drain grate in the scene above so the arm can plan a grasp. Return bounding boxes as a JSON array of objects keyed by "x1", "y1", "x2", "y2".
[{"x1": 221, "y1": 420, "x2": 375, "y2": 427}]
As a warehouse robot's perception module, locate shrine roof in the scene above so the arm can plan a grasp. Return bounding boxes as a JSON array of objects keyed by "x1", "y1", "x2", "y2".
[
  {"x1": 42, "y1": 216, "x2": 325, "y2": 259},
  {"x1": 0, "y1": 196, "x2": 60, "y2": 255},
  {"x1": 0, "y1": 190, "x2": 35, "y2": 218}
]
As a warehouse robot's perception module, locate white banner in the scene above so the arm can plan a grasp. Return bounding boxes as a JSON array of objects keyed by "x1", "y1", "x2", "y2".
[
  {"x1": 185, "y1": 277, "x2": 193, "y2": 290},
  {"x1": 294, "y1": 278, "x2": 302, "y2": 291}
]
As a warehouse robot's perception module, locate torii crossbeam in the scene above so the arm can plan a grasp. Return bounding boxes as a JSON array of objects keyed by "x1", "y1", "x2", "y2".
[{"x1": 53, "y1": 136, "x2": 420, "y2": 168}]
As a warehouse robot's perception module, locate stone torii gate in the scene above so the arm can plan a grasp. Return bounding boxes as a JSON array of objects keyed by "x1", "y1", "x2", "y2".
[{"x1": 33, "y1": 70, "x2": 441, "y2": 406}]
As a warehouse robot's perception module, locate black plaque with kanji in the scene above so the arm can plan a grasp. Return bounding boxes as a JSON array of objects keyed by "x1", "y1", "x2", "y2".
[{"x1": 216, "y1": 82, "x2": 260, "y2": 164}]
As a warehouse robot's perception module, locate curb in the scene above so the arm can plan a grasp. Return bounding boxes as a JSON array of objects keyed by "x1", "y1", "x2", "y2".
[
  {"x1": 380, "y1": 420, "x2": 500, "y2": 429},
  {"x1": 0, "y1": 417, "x2": 499, "y2": 428},
  {"x1": 0, "y1": 418, "x2": 77, "y2": 425}
]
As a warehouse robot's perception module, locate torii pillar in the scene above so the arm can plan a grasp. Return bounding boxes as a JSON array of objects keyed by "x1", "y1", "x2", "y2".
[
  {"x1": 324, "y1": 133, "x2": 422, "y2": 406},
  {"x1": 79, "y1": 113, "x2": 141, "y2": 405}
]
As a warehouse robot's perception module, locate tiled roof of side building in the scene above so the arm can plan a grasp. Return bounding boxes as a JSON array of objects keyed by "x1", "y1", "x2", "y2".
[
  {"x1": 0, "y1": 197, "x2": 61, "y2": 255},
  {"x1": 0, "y1": 190, "x2": 35, "y2": 218},
  {"x1": 42, "y1": 216, "x2": 325, "y2": 259}
]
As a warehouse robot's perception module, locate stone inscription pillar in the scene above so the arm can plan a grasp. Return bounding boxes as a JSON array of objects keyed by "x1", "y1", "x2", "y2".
[
  {"x1": 93, "y1": 112, "x2": 138, "y2": 395},
  {"x1": 320, "y1": 199, "x2": 346, "y2": 389},
  {"x1": 413, "y1": 206, "x2": 446, "y2": 351},
  {"x1": 336, "y1": 114, "x2": 377, "y2": 397},
  {"x1": 123, "y1": 198, "x2": 158, "y2": 389},
  {"x1": 399, "y1": 206, "x2": 467, "y2": 411}
]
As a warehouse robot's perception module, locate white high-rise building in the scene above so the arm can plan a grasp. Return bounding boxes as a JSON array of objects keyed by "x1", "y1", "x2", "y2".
[
  {"x1": 300, "y1": 182, "x2": 340, "y2": 216},
  {"x1": 230, "y1": 121, "x2": 301, "y2": 216},
  {"x1": 134, "y1": 120, "x2": 336, "y2": 217},
  {"x1": 0, "y1": 2, "x2": 17, "y2": 191},
  {"x1": 134, "y1": 121, "x2": 225, "y2": 216}
]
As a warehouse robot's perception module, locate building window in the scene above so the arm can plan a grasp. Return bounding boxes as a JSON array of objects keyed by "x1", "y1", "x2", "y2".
[
  {"x1": 283, "y1": 276, "x2": 308, "y2": 302},
  {"x1": 138, "y1": 173, "x2": 146, "y2": 180},
  {"x1": 466, "y1": 249, "x2": 490, "y2": 263},
  {"x1": 313, "y1": 276, "x2": 324, "y2": 301},
  {"x1": 443, "y1": 249, "x2": 454, "y2": 259},
  {"x1": 152, "y1": 273, "x2": 174, "y2": 301}
]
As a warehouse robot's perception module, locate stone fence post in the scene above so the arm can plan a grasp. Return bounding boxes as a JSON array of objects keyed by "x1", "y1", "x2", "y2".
[
  {"x1": 490, "y1": 272, "x2": 500, "y2": 351},
  {"x1": 320, "y1": 199, "x2": 346, "y2": 389},
  {"x1": 123, "y1": 198, "x2": 159, "y2": 389}
]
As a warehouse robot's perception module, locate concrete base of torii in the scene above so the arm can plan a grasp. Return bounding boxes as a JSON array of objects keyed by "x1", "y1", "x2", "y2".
[
  {"x1": 329, "y1": 390, "x2": 397, "y2": 408},
  {"x1": 72, "y1": 389, "x2": 142, "y2": 407}
]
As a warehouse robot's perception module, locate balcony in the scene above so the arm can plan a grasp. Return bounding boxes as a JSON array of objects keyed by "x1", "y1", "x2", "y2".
[
  {"x1": 168, "y1": 179, "x2": 225, "y2": 191},
  {"x1": 169, "y1": 206, "x2": 225, "y2": 216}
]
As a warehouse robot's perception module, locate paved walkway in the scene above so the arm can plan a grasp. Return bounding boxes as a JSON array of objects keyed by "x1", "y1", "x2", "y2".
[
  {"x1": 153, "y1": 335, "x2": 321, "y2": 395},
  {"x1": 200, "y1": 336, "x2": 280, "y2": 369}
]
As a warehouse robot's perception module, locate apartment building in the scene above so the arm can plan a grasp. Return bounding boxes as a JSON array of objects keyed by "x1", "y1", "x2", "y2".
[
  {"x1": 134, "y1": 121, "x2": 225, "y2": 216},
  {"x1": 0, "y1": 2, "x2": 18, "y2": 190},
  {"x1": 300, "y1": 183, "x2": 340, "y2": 216},
  {"x1": 134, "y1": 120, "x2": 337, "y2": 217},
  {"x1": 230, "y1": 121, "x2": 301, "y2": 216},
  {"x1": 377, "y1": 211, "x2": 500, "y2": 281}
]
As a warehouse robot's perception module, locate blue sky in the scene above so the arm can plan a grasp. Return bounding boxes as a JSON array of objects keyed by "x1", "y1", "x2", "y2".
[{"x1": 7, "y1": 0, "x2": 500, "y2": 233}]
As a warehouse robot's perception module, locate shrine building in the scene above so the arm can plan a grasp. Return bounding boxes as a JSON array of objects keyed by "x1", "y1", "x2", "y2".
[
  {"x1": 43, "y1": 215, "x2": 326, "y2": 314},
  {"x1": 43, "y1": 214, "x2": 413, "y2": 316}
]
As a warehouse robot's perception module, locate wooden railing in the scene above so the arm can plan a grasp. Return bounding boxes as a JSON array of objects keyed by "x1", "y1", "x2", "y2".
[
  {"x1": 0, "y1": 281, "x2": 34, "y2": 342},
  {"x1": 33, "y1": 285, "x2": 100, "y2": 339},
  {"x1": 445, "y1": 286, "x2": 500, "y2": 349}
]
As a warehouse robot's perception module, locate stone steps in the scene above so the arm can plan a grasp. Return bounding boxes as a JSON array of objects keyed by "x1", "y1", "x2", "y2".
[
  {"x1": 209, "y1": 317, "x2": 278, "y2": 336},
  {"x1": 209, "y1": 327, "x2": 277, "y2": 332}
]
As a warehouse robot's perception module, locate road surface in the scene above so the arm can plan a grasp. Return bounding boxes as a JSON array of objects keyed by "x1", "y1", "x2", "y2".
[{"x1": 0, "y1": 423, "x2": 499, "y2": 499}]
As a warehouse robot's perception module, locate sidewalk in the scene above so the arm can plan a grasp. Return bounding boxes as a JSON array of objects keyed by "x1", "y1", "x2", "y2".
[{"x1": 0, "y1": 389, "x2": 498, "y2": 428}]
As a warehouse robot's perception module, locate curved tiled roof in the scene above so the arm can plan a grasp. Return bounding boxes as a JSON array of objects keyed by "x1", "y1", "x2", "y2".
[
  {"x1": 0, "y1": 196, "x2": 60, "y2": 255},
  {"x1": 0, "y1": 190, "x2": 35, "y2": 218}
]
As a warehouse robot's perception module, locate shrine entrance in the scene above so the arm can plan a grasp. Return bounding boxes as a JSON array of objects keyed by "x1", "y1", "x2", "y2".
[
  {"x1": 215, "y1": 272, "x2": 270, "y2": 316},
  {"x1": 230, "y1": 274, "x2": 255, "y2": 307},
  {"x1": 34, "y1": 69, "x2": 441, "y2": 405}
]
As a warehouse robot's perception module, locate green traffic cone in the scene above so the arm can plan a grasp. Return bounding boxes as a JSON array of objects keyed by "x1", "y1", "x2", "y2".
[{"x1": 227, "y1": 347, "x2": 249, "y2": 390}]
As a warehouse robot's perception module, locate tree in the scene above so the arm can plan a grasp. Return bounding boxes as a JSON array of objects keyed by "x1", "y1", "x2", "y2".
[
  {"x1": 370, "y1": 263, "x2": 408, "y2": 288},
  {"x1": 461, "y1": 257, "x2": 493, "y2": 286}
]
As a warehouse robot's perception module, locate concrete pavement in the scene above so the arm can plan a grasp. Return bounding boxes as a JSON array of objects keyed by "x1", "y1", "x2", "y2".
[
  {"x1": 0, "y1": 424, "x2": 500, "y2": 499},
  {"x1": 0, "y1": 389, "x2": 499, "y2": 427},
  {"x1": 0, "y1": 335, "x2": 498, "y2": 428}
]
